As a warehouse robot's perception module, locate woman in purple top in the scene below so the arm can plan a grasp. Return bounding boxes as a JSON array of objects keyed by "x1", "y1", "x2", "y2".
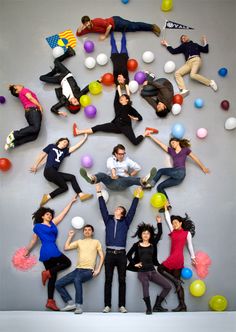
[
  {"x1": 147, "y1": 135, "x2": 210, "y2": 211},
  {"x1": 24, "y1": 196, "x2": 77, "y2": 311}
]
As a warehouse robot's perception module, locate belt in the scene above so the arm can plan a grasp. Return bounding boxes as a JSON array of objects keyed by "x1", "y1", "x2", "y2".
[
  {"x1": 25, "y1": 107, "x2": 39, "y2": 112},
  {"x1": 106, "y1": 249, "x2": 126, "y2": 255},
  {"x1": 188, "y1": 55, "x2": 200, "y2": 60}
]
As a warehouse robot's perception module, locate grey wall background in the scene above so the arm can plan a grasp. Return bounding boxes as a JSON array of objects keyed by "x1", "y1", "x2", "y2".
[{"x1": 0, "y1": 0, "x2": 235, "y2": 312}]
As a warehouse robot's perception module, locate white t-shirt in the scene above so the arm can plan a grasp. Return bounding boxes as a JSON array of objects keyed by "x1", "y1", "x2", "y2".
[
  {"x1": 61, "y1": 73, "x2": 75, "y2": 99},
  {"x1": 106, "y1": 155, "x2": 141, "y2": 177}
]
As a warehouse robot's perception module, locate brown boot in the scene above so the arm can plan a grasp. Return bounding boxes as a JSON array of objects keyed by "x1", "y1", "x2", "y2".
[
  {"x1": 41, "y1": 270, "x2": 51, "y2": 286},
  {"x1": 46, "y1": 299, "x2": 60, "y2": 311},
  {"x1": 152, "y1": 24, "x2": 161, "y2": 37}
]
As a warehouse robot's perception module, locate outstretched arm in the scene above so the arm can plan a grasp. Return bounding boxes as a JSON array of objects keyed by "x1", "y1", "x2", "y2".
[
  {"x1": 153, "y1": 216, "x2": 163, "y2": 245},
  {"x1": 24, "y1": 233, "x2": 38, "y2": 256},
  {"x1": 161, "y1": 39, "x2": 184, "y2": 55},
  {"x1": 189, "y1": 152, "x2": 210, "y2": 174},
  {"x1": 64, "y1": 230, "x2": 76, "y2": 250},
  {"x1": 187, "y1": 232, "x2": 196, "y2": 265},
  {"x1": 96, "y1": 183, "x2": 110, "y2": 224},
  {"x1": 53, "y1": 195, "x2": 77, "y2": 225},
  {"x1": 125, "y1": 187, "x2": 142, "y2": 226},
  {"x1": 164, "y1": 206, "x2": 173, "y2": 232},
  {"x1": 30, "y1": 151, "x2": 47, "y2": 173},
  {"x1": 69, "y1": 134, "x2": 88, "y2": 153},
  {"x1": 148, "y1": 135, "x2": 168, "y2": 152}
]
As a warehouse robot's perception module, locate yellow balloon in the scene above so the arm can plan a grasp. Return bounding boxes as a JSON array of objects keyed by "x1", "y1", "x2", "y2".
[
  {"x1": 89, "y1": 81, "x2": 102, "y2": 95},
  {"x1": 209, "y1": 295, "x2": 228, "y2": 311},
  {"x1": 133, "y1": 188, "x2": 144, "y2": 199},
  {"x1": 150, "y1": 192, "x2": 167, "y2": 208},
  {"x1": 161, "y1": 0, "x2": 173, "y2": 11},
  {"x1": 79, "y1": 95, "x2": 91, "y2": 107},
  {"x1": 189, "y1": 280, "x2": 206, "y2": 297}
]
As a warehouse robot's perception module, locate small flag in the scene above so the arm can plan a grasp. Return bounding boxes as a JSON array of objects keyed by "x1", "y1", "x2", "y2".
[
  {"x1": 164, "y1": 20, "x2": 194, "y2": 30},
  {"x1": 46, "y1": 29, "x2": 77, "y2": 51}
]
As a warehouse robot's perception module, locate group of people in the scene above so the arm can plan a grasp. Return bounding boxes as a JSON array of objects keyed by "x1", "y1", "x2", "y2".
[{"x1": 4, "y1": 13, "x2": 214, "y2": 314}]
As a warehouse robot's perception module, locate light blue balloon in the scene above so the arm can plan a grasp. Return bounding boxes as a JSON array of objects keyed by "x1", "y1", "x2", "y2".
[
  {"x1": 171, "y1": 123, "x2": 185, "y2": 139},
  {"x1": 194, "y1": 98, "x2": 204, "y2": 109}
]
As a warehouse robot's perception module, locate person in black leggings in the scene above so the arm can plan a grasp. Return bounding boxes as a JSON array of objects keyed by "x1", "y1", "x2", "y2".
[
  {"x1": 24, "y1": 196, "x2": 77, "y2": 311},
  {"x1": 127, "y1": 217, "x2": 171, "y2": 314},
  {"x1": 30, "y1": 136, "x2": 93, "y2": 206}
]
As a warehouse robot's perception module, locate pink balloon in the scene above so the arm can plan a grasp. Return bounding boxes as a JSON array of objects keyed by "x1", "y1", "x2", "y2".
[{"x1": 196, "y1": 128, "x2": 208, "y2": 139}]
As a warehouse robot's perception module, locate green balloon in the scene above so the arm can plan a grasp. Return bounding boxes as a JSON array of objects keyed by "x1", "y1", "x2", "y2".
[{"x1": 209, "y1": 295, "x2": 228, "y2": 311}]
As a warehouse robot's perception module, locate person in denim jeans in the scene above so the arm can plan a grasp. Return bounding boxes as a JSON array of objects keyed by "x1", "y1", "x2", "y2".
[
  {"x1": 55, "y1": 224, "x2": 104, "y2": 314},
  {"x1": 147, "y1": 135, "x2": 210, "y2": 211}
]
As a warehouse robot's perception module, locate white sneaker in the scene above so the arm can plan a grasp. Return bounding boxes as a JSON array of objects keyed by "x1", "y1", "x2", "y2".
[
  {"x1": 209, "y1": 80, "x2": 218, "y2": 91},
  {"x1": 4, "y1": 142, "x2": 14, "y2": 151},
  {"x1": 119, "y1": 306, "x2": 128, "y2": 313},
  {"x1": 6, "y1": 131, "x2": 15, "y2": 144},
  {"x1": 141, "y1": 167, "x2": 157, "y2": 185},
  {"x1": 103, "y1": 306, "x2": 111, "y2": 313},
  {"x1": 179, "y1": 89, "x2": 190, "y2": 97},
  {"x1": 60, "y1": 303, "x2": 76, "y2": 311},
  {"x1": 74, "y1": 306, "x2": 83, "y2": 314}
]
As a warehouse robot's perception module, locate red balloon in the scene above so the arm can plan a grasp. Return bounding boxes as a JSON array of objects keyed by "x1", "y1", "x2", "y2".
[
  {"x1": 127, "y1": 58, "x2": 138, "y2": 71},
  {"x1": 173, "y1": 94, "x2": 183, "y2": 105},
  {"x1": 0, "y1": 158, "x2": 12, "y2": 171},
  {"x1": 101, "y1": 73, "x2": 114, "y2": 86},
  {"x1": 220, "y1": 100, "x2": 230, "y2": 111}
]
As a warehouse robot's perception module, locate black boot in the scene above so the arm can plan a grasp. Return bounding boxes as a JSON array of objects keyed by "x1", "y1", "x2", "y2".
[
  {"x1": 143, "y1": 297, "x2": 152, "y2": 315},
  {"x1": 55, "y1": 46, "x2": 76, "y2": 62},
  {"x1": 153, "y1": 296, "x2": 168, "y2": 312},
  {"x1": 158, "y1": 268, "x2": 184, "y2": 292},
  {"x1": 172, "y1": 287, "x2": 187, "y2": 312}
]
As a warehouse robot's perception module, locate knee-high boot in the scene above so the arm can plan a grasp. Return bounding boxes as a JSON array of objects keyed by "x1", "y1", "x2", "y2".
[
  {"x1": 172, "y1": 286, "x2": 187, "y2": 312},
  {"x1": 158, "y1": 268, "x2": 184, "y2": 292},
  {"x1": 153, "y1": 295, "x2": 168, "y2": 312},
  {"x1": 143, "y1": 297, "x2": 152, "y2": 315}
]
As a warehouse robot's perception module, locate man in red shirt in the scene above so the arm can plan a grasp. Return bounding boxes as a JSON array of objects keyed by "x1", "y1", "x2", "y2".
[{"x1": 76, "y1": 15, "x2": 161, "y2": 40}]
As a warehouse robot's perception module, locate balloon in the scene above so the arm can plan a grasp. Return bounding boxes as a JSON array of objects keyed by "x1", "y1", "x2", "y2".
[
  {"x1": 0, "y1": 96, "x2": 6, "y2": 104},
  {"x1": 171, "y1": 103, "x2": 182, "y2": 116},
  {"x1": 84, "y1": 105, "x2": 97, "y2": 118},
  {"x1": 84, "y1": 40, "x2": 95, "y2": 53},
  {"x1": 181, "y1": 267, "x2": 193, "y2": 279},
  {"x1": 220, "y1": 100, "x2": 230, "y2": 111},
  {"x1": 79, "y1": 95, "x2": 91, "y2": 107},
  {"x1": 171, "y1": 123, "x2": 185, "y2": 139},
  {"x1": 89, "y1": 81, "x2": 102, "y2": 95},
  {"x1": 52, "y1": 46, "x2": 64, "y2": 58},
  {"x1": 225, "y1": 117, "x2": 236, "y2": 130},
  {"x1": 134, "y1": 71, "x2": 147, "y2": 85},
  {"x1": 150, "y1": 192, "x2": 167, "y2": 208},
  {"x1": 84, "y1": 57, "x2": 96, "y2": 69},
  {"x1": 134, "y1": 188, "x2": 144, "y2": 199},
  {"x1": 142, "y1": 51, "x2": 155, "y2": 64},
  {"x1": 128, "y1": 80, "x2": 139, "y2": 94},
  {"x1": 121, "y1": 0, "x2": 129, "y2": 3},
  {"x1": 127, "y1": 59, "x2": 138, "y2": 71},
  {"x1": 209, "y1": 295, "x2": 228, "y2": 311},
  {"x1": 218, "y1": 67, "x2": 228, "y2": 77},
  {"x1": 161, "y1": 0, "x2": 173, "y2": 11},
  {"x1": 194, "y1": 98, "x2": 204, "y2": 108},
  {"x1": 0, "y1": 158, "x2": 12, "y2": 171},
  {"x1": 81, "y1": 155, "x2": 93, "y2": 168},
  {"x1": 173, "y1": 94, "x2": 183, "y2": 105},
  {"x1": 101, "y1": 189, "x2": 109, "y2": 203},
  {"x1": 101, "y1": 73, "x2": 114, "y2": 86},
  {"x1": 164, "y1": 60, "x2": 176, "y2": 73},
  {"x1": 71, "y1": 216, "x2": 85, "y2": 229},
  {"x1": 196, "y1": 128, "x2": 208, "y2": 139},
  {"x1": 189, "y1": 280, "x2": 206, "y2": 297},
  {"x1": 96, "y1": 53, "x2": 108, "y2": 66}
]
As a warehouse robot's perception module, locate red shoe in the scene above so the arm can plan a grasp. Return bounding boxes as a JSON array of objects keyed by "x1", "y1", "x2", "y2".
[
  {"x1": 73, "y1": 123, "x2": 78, "y2": 137},
  {"x1": 46, "y1": 299, "x2": 60, "y2": 311},
  {"x1": 145, "y1": 127, "x2": 159, "y2": 134},
  {"x1": 42, "y1": 270, "x2": 51, "y2": 286}
]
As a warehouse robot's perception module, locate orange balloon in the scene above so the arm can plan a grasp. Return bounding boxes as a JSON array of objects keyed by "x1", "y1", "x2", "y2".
[
  {"x1": 127, "y1": 59, "x2": 138, "y2": 71},
  {"x1": 173, "y1": 94, "x2": 183, "y2": 105},
  {"x1": 101, "y1": 73, "x2": 114, "y2": 86},
  {"x1": 0, "y1": 158, "x2": 12, "y2": 171}
]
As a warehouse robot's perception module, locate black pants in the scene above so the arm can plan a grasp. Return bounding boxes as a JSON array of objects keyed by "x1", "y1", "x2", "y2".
[
  {"x1": 43, "y1": 253, "x2": 71, "y2": 299},
  {"x1": 44, "y1": 167, "x2": 82, "y2": 199},
  {"x1": 13, "y1": 108, "x2": 42, "y2": 147},
  {"x1": 92, "y1": 122, "x2": 144, "y2": 146},
  {"x1": 104, "y1": 250, "x2": 127, "y2": 307}
]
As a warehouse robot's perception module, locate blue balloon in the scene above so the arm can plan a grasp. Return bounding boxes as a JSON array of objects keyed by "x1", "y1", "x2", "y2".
[
  {"x1": 194, "y1": 98, "x2": 204, "y2": 109},
  {"x1": 121, "y1": 0, "x2": 129, "y2": 3},
  {"x1": 218, "y1": 67, "x2": 228, "y2": 77},
  {"x1": 181, "y1": 267, "x2": 193, "y2": 279},
  {"x1": 171, "y1": 123, "x2": 185, "y2": 139}
]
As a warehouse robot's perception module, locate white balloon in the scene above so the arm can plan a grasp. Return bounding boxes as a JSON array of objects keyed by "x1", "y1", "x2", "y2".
[
  {"x1": 71, "y1": 216, "x2": 85, "y2": 229},
  {"x1": 142, "y1": 51, "x2": 155, "y2": 64},
  {"x1": 96, "y1": 53, "x2": 108, "y2": 66},
  {"x1": 225, "y1": 117, "x2": 236, "y2": 130},
  {"x1": 171, "y1": 103, "x2": 182, "y2": 115},
  {"x1": 52, "y1": 46, "x2": 64, "y2": 58},
  {"x1": 101, "y1": 189, "x2": 109, "y2": 203},
  {"x1": 84, "y1": 57, "x2": 96, "y2": 69},
  {"x1": 164, "y1": 60, "x2": 176, "y2": 73},
  {"x1": 128, "y1": 80, "x2": 139, "y2": 94}
]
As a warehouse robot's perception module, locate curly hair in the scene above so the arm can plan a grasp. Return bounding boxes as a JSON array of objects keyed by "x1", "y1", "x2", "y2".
[
  {"x1": 32, "y1": 207, "x2": 55, "y2": 225},
  {"x1": 169, "y1": 137, "x2": 191, "y2": 148},
  {"x1": 132, "y1": 222, "x2": 156, "y2": 243},
  {"x1": 170, "y1": 214, "x2": 195, "y2": 237}
]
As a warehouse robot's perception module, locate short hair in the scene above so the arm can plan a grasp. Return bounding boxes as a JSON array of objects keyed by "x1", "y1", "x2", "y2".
[
  {"x1": 170, "y1": 214, "x2": 195, "y2": 237},
  {"x1": 118, "y1": 206, "x2": 127, "y2": 218},
  {"x1": 32, "y1": 207, "x2": 55, "y2": 225},
  {"x1": 81, "y1": 16, "x2": 91, "y2": 24},
  {"x1": 83, "y1": 224, "x2": 94, "y2": 232},
  {"x1": 55, "y1": 137, "x2": 70, "y2": 147},
  {"x1": 156, "y1": 108, "x2": 169, "y2": 118},
  {"x1": 9, "y1": 85, "x2": 19, "y2": 97},
  {"x1": 112, "y1": 144, "x2": 126, "y2": 155}
]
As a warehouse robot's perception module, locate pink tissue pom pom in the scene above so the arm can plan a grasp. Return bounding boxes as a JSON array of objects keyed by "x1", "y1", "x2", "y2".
[
  {"x1": 194, "y1": 251, "x2": 212, "y2": 279},
  {"x1": 12, "y1": 247, "x2": 37, "y2": 271}
]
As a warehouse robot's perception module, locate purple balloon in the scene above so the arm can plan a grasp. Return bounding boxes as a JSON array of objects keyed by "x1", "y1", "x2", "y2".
[
  {"x1": 134, "y1": 71, "x2": 147, "y2": 85},
  {"x1": 84, "y1": 105, "x2": 97, "y2": 118},
  {"x1": 81, "y1": 155, "x2": 93, "y2": 168},
  {"x1": 0, "y1": 96, "x2": 6, "y2": 104},
  {"x1": 84, "y1": 40, "x2": 95, "y2": 53}
]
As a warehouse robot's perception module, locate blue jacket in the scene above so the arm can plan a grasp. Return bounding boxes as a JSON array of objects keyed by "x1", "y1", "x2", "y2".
[
  {"x1": 98, "y1": 196, "x2": 139, "y2": 248},
  {"x1": 167, "y1": 41, "x2": 209, "y2": 61}
]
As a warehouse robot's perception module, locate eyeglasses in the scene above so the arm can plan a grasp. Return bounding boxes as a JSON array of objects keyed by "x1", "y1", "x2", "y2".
[{"x1": 116, "y1": 152, "x2": 126, "y2": 155}]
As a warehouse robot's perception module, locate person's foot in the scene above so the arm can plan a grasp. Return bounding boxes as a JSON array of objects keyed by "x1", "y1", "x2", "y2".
[
  {"x1": 46, "y1": 299, "x2": 60, "y2": 311},
  {"x1": 41, "y1": 270, "x2": 51, "y2": 286},
  {"x1": 4, "y1": 142, "x2": 14, "y2": 151},
  {"x1": 80, "y1": 168, "x2": 95, "y2": 184},
  {"x1": 73, "y1": 123, "x2": 79, "y2": 137},
  {"x1": 6, "y1": 131, "x2": 15, "y2": 144},
  {"x1": 172, "y1": 304, "x2": 187, "y2": 312},
  {"x1": 60, "y1": 303, "x2": 76, "y2": 311},
  {"x1": 159, "y1": 205, "x2": 172, "y2": 213},
  {"x1": 40, "y1": 194, "x2": 50, "y2": 207},
  {"x1": 74, "y1": 306, "x2": 83, "y2": 314},
  {"x1": 152, "y1": 24, "x2": 161, "y2": 37},
  {"x1": 79, "y1": 193, "x2": 93, "y2": 202},
  {"x1": 141, "y1": 167, "x2": 157, "y2": 185},
  {"x1": 119, "y1": 306, "x2": 128, "y2": 313},
  {"x1": 103, "y1": 306, "x2": 111, "y2": 313},
  {"x1": 179, "y1": 89, "x2": 190, "y2": 97},
  {"x1": 144, "y1": 71, "x2": 155, "y2": 80},
  {"x1": 209, "y1": 80, "x2": 218, "y2": 91},
  {"x1": 66, "y1": 46, "x2": 76, "y2": 57},
  {"x1": 145, "y1": 127, "x2": 159, "y2": 134}
]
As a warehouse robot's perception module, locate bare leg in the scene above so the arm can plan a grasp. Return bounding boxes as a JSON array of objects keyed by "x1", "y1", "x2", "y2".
[{"x1": 73, "y1": 123, "x2": 93, "y2": 136}]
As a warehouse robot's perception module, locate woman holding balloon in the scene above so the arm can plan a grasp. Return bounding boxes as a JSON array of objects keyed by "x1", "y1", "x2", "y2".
[{"x1": 147, "y1": 134, "x2": 210, "y2": 211}]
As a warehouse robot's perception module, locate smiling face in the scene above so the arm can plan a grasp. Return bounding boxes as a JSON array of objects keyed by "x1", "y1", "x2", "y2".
[
  {"x1": 117, "y1": 74, "x2": 126, "y2": 85},
  {"x1": 119, "y1": 95, "x2": 129, "y2": 105},
  {"x1": 180, "y1": 35, "x2": 190, "y2": 43},
  {"x1": 114, "y1": 148, "x2": 126, "y2": 162},
  {"x1": 57, "y1": 139, "x2": 69, "y2": 149},
  {"x1": 172, "y1": 219, "x2": 182, "y2": 230},
  {"x1": 69, "y1": 97, "x2": 79, "y2": 105},
  {"x1": 141, "y1": 230, "x2": 151, "y2": 242},
  {"x1": 42, "y1": 212, "x2": 53, "y2": 223},
  {"x1": 83, "y1": 226, "x2": 93, "y2": 238},
  {"x1": 170, "y1": 139, "x2": 180, "y2": 150}
]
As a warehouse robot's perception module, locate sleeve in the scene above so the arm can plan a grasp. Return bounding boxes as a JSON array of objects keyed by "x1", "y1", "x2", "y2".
[
  {"x1": 113, "y1": 90, "x2": 120, "y2": 114},
  {"x1": 98, "y1": 196, "x2": 110, "y2": 225},
  {"x1": 51, "y1": 97, "x2": 67, "y2": 114},
  {"x1": 198, "y1": 43, "x2": 209, "y2": 53},
  {"x1": 127, "y1": 157, "x2": 141, "y2": 172},
  {"x1": 78, "y1": 84, "x2": 89, "y2": 97},
  {"x1": 63, "y1": 148, "x2": 71, "y2": 158},
  {"x1": 43, "y1": 144, "x2": 53, "y2": 154},
  {"x1": 76, "y1": 28, "x2": 90, "y2": 37},
  {"x1": 96, "y1": 240, "x2": 102, "y2": 251},
  {"x1": 128, "y1": 106, "x2": 143, "y2": 121},
  {"x1": 149, "y1": 80, "x2": 165, "y2": 90},
  {"x1": 153, "y1": 222, "x2": 163, "y2": 245},
  {"x1": 185, "y1": 147, "x2": 192, "y2": 155},
  {"x1": 142, "y1": 96, "x2": 158, "y2": 111},
  {"x1": 166, "y1": 44, "x2": 184, "y2": 55},
  {"x1": 125, "y1": 197, "x2": 139, "y2": 227},
  {"x1": 33, "y1": 224, "x2": 39, "y2": 235},
  {"x1": 167, "y1": 147, "x2": 173, "y2": 155},
  {"x1": 106, "y1": 156, "x2": 116, "y2": 171},
  {"x1": 164, "y1": 210, "x2": 173, "y2": 232},
  {"x1": 187, "y1": 232, "x2": 195, "y2": 259},
  {"x1": 126, "y1": 243, "x2": 137, "y2": 265},
  {"x1": 68, "y1": 240, "x2": 79, "y2": 250}
]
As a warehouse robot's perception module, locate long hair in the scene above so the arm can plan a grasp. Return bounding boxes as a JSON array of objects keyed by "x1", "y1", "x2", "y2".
[
  {"x1": 55, "y1": 137, "x2": 70, "y2": 147},
  {"x1": 120, "y1": 94, "x2": 132, "y2": 106},
  {"x1": 170, "y1": 214, "x2": 195, "y2": 237},
  {"x1": 32, "y1": 207, "x2": 55, "y2": 225},
  {"x1": 169, "y1": 137, "x2": 191, "y2": 148},
  {"x1": 132, "y1": 222, "x2": 156, "y2": 243},
  {"x1": 9, "y1": 85, "x2": 19, "y2": 97}
]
